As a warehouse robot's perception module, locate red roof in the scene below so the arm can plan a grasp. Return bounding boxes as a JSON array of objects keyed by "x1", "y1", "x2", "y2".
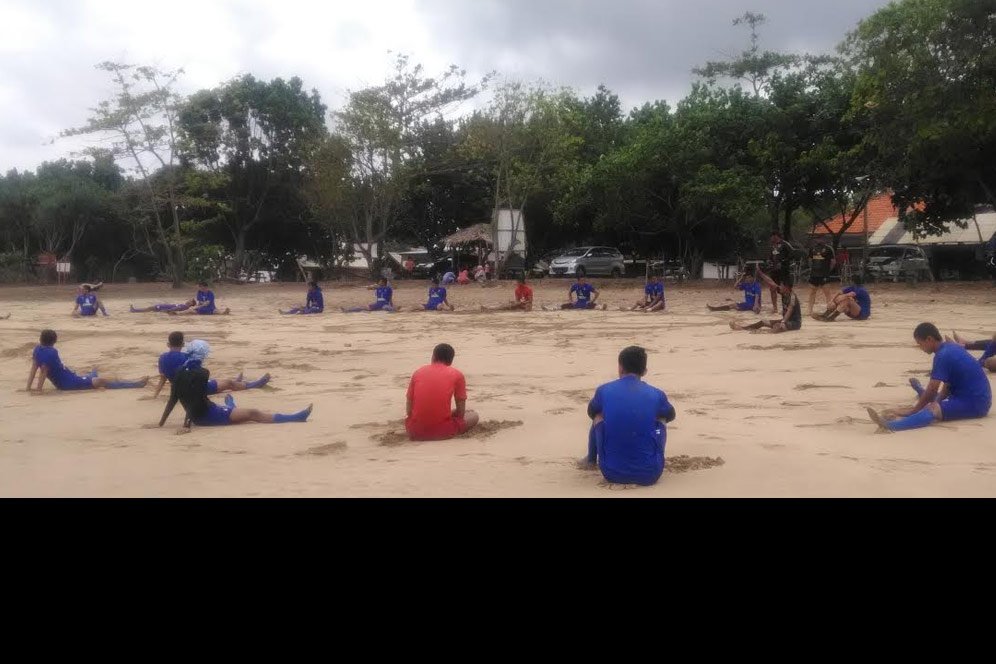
[{"x1": 813, "y1": 191, "x2": 899, "y2": 236}]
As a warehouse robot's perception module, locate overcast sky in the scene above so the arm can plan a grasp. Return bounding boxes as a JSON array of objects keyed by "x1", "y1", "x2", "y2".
[{"x1": 1, "y1": 0, "x2": 891, "y2": 172}]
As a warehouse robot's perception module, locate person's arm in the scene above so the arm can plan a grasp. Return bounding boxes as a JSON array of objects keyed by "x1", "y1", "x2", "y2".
[
  {"x1": 658, "y1": 393, "x2": 676, "y2": 423},
  {"x1": 453, "y1": 399, "x2": 466, "y2": 418},
  {"x1": 152, "y1": 375, "x2": 168, "y2": 399},
  {"x1": 755, "y1": 268, "x2": 777, "y2": 290},
  {"x1": 406, "y1": 376, "x2": 415, "y2": 417},
  {"x1": 97, "y1": 298, "x2": 108, "y2": 316},
  {"x1": 32, "y1": 364, "x2": 49, "y2": 392},
  {"x1": 159, "y1": 380, "x2": 181, "y2": 427},
  {"x1": 568, "y1": 288, "x2": 576, "y2": 303},
  {"x1": 445, "y1": 296, "x2": 454, "y2": 311},
  {"x1": 780, "y1": 294, "x2": 797, "y2": 325},
  {"x1": 71, "y1": 301, "x2": 80, "y2": 315},
  {"x1": 587, "y1": 388, "x2": 603, "y2": 420},
  {"x1": 894, "y1": 379, "x2": 943, "y2": 417},
  {"x1": 753, "y1": 292, "x2": 762, "y2": 314},
  {"x1": 453, "y1": 372, "x2": 468, "y2": 417},
  {"x1": 733, "y1": 272, "x2": 745, "y2": 288},
  {"x1": 26, "y1": 360, "x2": 38, "y2": 391},
  {"x1": 591, "y1": 287, "x2": 600, "y2": 303}
]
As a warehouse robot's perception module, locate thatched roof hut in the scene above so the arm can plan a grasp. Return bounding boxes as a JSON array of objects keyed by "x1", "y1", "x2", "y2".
[{"x1": 442, "y1": 223, "x2": 493, "y2": 249}]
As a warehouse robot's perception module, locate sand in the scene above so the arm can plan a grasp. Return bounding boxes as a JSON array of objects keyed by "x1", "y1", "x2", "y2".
[{"x1": 0, "y1": 278, "x2": 994, "y2": 497}]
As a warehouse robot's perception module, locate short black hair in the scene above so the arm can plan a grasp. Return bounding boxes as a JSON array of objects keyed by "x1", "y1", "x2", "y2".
[
  {"x1": 914, "y1": 323, "x2": 942, "y2": 342},
  {"x1": 82, "y1": 285, "x2": 92, "y2": 292},
  {"x1": 432, "y1": 343, "x2": 455, "y2": 365},
  {"x1": 618, "y1": 346, "x2": 648, "y2": 376},
  {"x1": 431, "y1": 277, "x2": 440, "y2": 286},
  {"x1": 379, "y1": 277, "x2": 388, "y2": 284},
  {"x1": 197, "y1": 281, "x2": 209, "y2": 288},
  {"x1": 40, "y1": 329, "x2": 57, "y2": 346},
  {"x1": 168, "y1": 331, "x2": 184, "y2": 347},
  {"x1": 308, "y1": 281, "x2": 318, "y2": 289}
]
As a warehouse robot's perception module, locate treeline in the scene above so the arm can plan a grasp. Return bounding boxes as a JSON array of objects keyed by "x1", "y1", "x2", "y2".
[{"x1": 1, "y1": 0, "x2": 993, "y2": 285}]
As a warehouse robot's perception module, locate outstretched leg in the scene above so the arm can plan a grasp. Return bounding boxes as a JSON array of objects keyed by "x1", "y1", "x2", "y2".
[
  {"x1": 229, "y1": 403, "x2": 313, "y2": 424},
  {"x1": 93, "y1": 376, "x2": 149, "y2": 389}
]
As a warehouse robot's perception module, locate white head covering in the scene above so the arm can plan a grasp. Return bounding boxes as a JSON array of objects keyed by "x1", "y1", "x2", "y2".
[{"x1": 182, "y1": 339, "x2": 211, "y2": 363}]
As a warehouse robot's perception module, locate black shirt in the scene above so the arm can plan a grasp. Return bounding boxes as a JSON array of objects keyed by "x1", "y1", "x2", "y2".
[
  {"x1": 160, "y1": 365, "x2": 212, "y2": 426},
  {"x1": 809, "y1": 246, "x2": 834, "y2": 278}
]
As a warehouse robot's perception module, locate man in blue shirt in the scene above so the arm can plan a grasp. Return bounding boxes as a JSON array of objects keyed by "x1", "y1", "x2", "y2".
[
  {"x1": 27, "y1": 329, "x2": 148, "y2": 392},
  {"x1": 949, "y1": 331, "x2": 996, "y2": 374},
  {"x1": 422, "y1": 278, "x2": 454, "y2": 312},
  {"x1": 168, "y1": 282, "x2": 231, "y2": 316},
  {"x1": 631, "y1": 275, "x2": 665, "y2": 312},
  {"x1": 72, "y1": 284, "x2": 108, "y2": 317},
  {"x1": 816, "y1": 276, "x2": 871, "y2": 321},
  {"x1": 151, "y1": 332, "x2": 270, "y2": 399},
  {"x1": 578, "y1": 346, "x2": 676, "y2": 486},
  {"x1": 867, "y1": 323, "x2": 992, "y2": 432},
  {"x1": 549, "y1": 276, "x2": 605, "y2": 310},
  {"x1": 708, "y1": 270, "x2": 762, "y2": 313},
  {"x1": 281, "y1": 281, "x2": 325, "y2": 315},
  {"x1": 343, "y1": 278, "x2": 397, "y2": 312}
]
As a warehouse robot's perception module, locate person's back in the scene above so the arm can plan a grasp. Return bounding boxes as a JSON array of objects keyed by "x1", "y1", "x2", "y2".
[
  {"x1": 77, "y1": 293, "x2": 98, "y2": 316},
  {"x1": 32, "y1": 344, "x2": 73, "y2": 387},
  {"x1": 406, "y1": 362, "x2": 466, "y2": 439},
  {"x1": 169, "y1": 365, "x2": 212, "y2": 422},
  {"x1": 843, "y1": 285, "x2": 871, "y2": 317},
  {"x1": 590, "y1": 373, "x2": 673, "y2": 485},
  {"x1": 158, "y1": 349, "x2": 187, "y2": 382},
  {"x1": 934, "y1": 342, "x2": 992, "y2": 404},
  {"x1": 307, "y1": 287, "x2": 324, "y2": 312}
]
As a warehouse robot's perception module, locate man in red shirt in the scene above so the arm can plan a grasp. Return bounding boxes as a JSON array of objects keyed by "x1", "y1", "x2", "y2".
[
  {"x1": 405, "y1": 344, "x2": 480, "y2": 441},
  {"x1": 482, "y1": 276, "x2": 534, "y2": 312}
]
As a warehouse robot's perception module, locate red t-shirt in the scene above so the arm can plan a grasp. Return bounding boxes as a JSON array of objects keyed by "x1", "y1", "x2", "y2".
[
  {"x1": 406, "y1": 363, "x2": 467, "y2": 436},
  {"x1": 514, "y1": 284, "x2": 533, "y2": 302}
]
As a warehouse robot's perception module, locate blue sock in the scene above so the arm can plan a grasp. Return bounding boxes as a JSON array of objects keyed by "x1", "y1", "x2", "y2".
[
  {"x1": 85, "y1": 369, "x2": 99, "y2": 379},
  {"x1": 273, "y1": 405, "x2": 312, "y2": 424},
  {"x1": 246, "y1": 374, "x2": 270, "y2": 389},
  {"x1": 106, "y1": 379, "x2": 145, "y2": 389},
  {"x1": 887, "y1": 408, "x2": 936, "y2": 432},
  {"x1": 225, "y1": 394, "x2": 236, "y2": 409}
]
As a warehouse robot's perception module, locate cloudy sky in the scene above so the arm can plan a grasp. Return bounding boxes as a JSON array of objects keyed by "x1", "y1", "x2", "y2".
[{"x1": 1, "y1": 0, "x2": 890, "y2": 171}]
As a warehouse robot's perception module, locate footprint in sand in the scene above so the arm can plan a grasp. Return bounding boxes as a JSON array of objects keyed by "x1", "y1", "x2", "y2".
[{"x1": 297, "y1": 442, "x2": 348, "y2": 457}]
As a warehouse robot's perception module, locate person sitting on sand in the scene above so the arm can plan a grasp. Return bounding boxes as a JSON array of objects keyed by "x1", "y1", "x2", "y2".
[
  {"x1": 947, "y1": 331, "x2": 996, "y2": 373},
  {"x1": 708, "y1": 269, "x2": 762, "y2": 313},
  {"x1": 815, "y1": 276, "x2": 871, "y2": 322},
  {"x1": 72, "y1": 284, "x2": 108, "y2": 317},
  {"x1": 151, "y1": 333, "x2": 270, "y2": 399},
  {"x1": 482, "y1": 276, "x2": 534, "y2": 312},
  {"x1": 577, "y1": 346, "x2": 676, "y2": 486},
  {"x1": 631, "y1": 275, "x2": 665, "y2": 312},
  {"x1": 867, "y1": 323, "x2": 992, "y2": 433},
  {"x1": 422, "y1": 278, "x2": 454, "y2": 311},
  {"x1": 441, "y1": 271, "x2": 456, "y2": 286},
  {"x1": 167, "y1": 282, "x2": 230, "y2": 316},
  {"x1": 546, "y1": 275, "x2": 605, "y2": 311},
  {"x1": 457, "y1": 269, "x2": 471, "y2": 285},
  {"x1": 729, "y1": 269, "x2": 801, "y2": 333},
  {"x1": 280, "y1": 281, "x2": 324, "y2": 315},
  {"x1": 27, "y1": 329, "x2": 148, "y2": 393},
  {"x1": 158, "y1": 340, "x2": 311, "y2": 429},
  {"x1": 343, "y1": 277, "x2": 396, "y2": 312},
  {"x1": 405, "y1": 343, "x2": 479, "y2": 441}
]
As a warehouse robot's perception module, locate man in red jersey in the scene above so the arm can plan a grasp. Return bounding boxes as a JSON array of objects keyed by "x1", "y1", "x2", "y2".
[{"x1": 405, "y1": 344, "x2": 480, "y2": 441}]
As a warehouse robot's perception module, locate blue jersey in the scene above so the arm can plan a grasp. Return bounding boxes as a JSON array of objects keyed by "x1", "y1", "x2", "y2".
[
  {"x1": 644, "y1": 282, "x2": 663, "y2": 300},
  {"x1": 32, "y1": 345, "x2": 76, "y2": 389},
  {"x1": 589, "y1": 376, "x2": 674, "y2": 484},
  {"x1": 195, "y1": 290, "x2": 216, "y2": 312},
  {"x1": 843, "y1": 286, "x2": 871, "y2": 318},
  {"x1": 932, "y1": 343, "x2": 992, "y2": 404},
  {"x1": 375, "y1": 286, "x2": 392, "y2": 304},
  {"x1": 427, "y1": 286, "x2": 446, "y2": 308},
  {"x1": 158, "y1": 350, "x2": 188, "y2": 381},
  {"x1": 739, "y1": 281, "x2": 761, "y2": 308},
  {"x1": 570, "y1": 283, "x2": 595, "y2": 304},
  {"x1": 76, "y1": 293, "x2": 98, "y2": 315},
  {"x1": 307, "y1": 288, "x2": 324, "y2": 312}
]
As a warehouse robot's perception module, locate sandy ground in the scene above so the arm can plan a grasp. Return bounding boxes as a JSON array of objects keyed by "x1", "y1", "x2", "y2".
[{"x1": 0, "y1": 277, "x2": 994, "y2": 497}]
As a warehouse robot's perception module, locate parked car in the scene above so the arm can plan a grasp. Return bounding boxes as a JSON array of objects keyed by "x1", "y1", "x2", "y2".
[
  {"x1": 549, "y1": 246, "x2": 626, "y2": 277},
  {"x1": 648, "y1": 258, "x2": 691, "y2": 282},
  {"x1": 864, "y1": 245, "x2": 931, "y2": 282}
]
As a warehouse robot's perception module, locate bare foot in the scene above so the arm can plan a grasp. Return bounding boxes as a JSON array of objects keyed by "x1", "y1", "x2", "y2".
[
  {"x1": 576, "y1": 457, "x2": 599, "y2": 472},
  {"x1": 866, "y1": 407, "x2": 894, "y2": 434}
]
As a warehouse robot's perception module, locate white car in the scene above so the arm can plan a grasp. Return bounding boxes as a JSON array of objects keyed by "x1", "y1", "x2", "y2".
[{"x1": 549, "y1": 246, "x2": 626, "y2": 277}]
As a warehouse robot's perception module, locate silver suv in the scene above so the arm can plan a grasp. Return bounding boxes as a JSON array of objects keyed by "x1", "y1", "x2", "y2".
[
  {"x1": 549, "y1": 246, "x2": 626, "y2": 277},
  {"x1": 865, "y1": 245, "x2": 932, "y2": 282}
]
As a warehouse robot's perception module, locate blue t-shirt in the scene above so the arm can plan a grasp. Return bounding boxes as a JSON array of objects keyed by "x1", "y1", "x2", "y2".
[
  {"x1": 158, "y1": 350, "x2": 188, "y2": 381},
  {"x1": 739, "y1": 281, "x2": 761, "y2": 308},
  {"x1": 76, "y1": 293, "x2": 98, "y2": 315},
  {"x1": 196, "y1": 290, "x2": 216, "y2": 312},
  {"x1": 589, "y1": 376, "x2": 674, "y2": 484},
  {"x1": 307, "y1": 288, "x2": 324, "y2": 312},
  {"x1": 32, "y1": 345, "x2": 75, "y2": 388},
  {"x1": 931, "y1": 342, "x2": 992, "y2": 404},
  {"x1": 570, "y1": 283, "x2": 595, "y2": 304},
  {"x1": 427, "y1": 286, "x2": 446, "y2": 308},
  {"x1": 375, "y1": 286, "x2": 392, "y2": 304},
  {"x1": 843, "y1": 286, "x2": 871, "y2": 318},
  {"x1": 644, "y1": 282, "x2": 664, "y2": 300}
]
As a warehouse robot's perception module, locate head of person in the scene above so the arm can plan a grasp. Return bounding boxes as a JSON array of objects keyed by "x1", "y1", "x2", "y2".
[
  {"x1": 618, "y1": 346, "x2": 648, "y2": 378},
  {"x1": 577, "y1": 275, "x2": 587, "y2": 285},
  {"x1": 81, "y1": 285, "x2": 92, "y2": 294},
  {"x1": 743, "y1": 270, "x2": 755, "y2": 283},
  {"x1": 913, "y1": 323, "x2": 943, "y2": 355},
  {"x1": 771, "y1": 232, "x2": 783, "y2": 247},
  {"x1": 378, "y1": 277, "x2": 388, "y2": 286},
  {"x1": 40, "y1": 329, "x2": 57, "y2": 347},
  {"x1": 168, "y1": 331, "x2": 184, "y2": 349},
  {"x1": 197, "y1": 281, "x2": 209, "y2": 292},
  {"x1": 517, "y1": 276, "x2": 526, "y2": 285},
  {"x1": 183, "y1": 339, "x2": 211, "y2": 364},
  {"x1": 779, "y1": 276, "x2": 794, "y2": 295},
  {"x1": 308, "y1": 281, "x2": 318, "y2": 290},
  {"x1": 431, "y1": 277, "x2": 440, "y2": 287},
  {"x1": 431, "y1": 343, "x2": 455, "y2": 366}
]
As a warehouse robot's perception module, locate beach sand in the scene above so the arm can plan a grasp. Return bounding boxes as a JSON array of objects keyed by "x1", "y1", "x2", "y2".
[{"x1": 0, "y1": 278, "x2": 994, "y2": 497}]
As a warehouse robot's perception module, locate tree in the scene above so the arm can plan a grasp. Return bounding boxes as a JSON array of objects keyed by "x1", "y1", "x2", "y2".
[
  {"x1": 178, "y1": 74, "x2": 328, "y2": 275},
  {"x1": 844, "y1": 0, "x2": 996, "y2": 237},
  {"x1": 63, "y1": 62, "x2": 188, "y2": 286},
  {"x1": 693, "y1": 12, "x2": 800, "y2": 97}
]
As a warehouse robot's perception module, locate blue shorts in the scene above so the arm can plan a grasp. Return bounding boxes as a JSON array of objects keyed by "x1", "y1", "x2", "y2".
[
  {"x1": 573, "y1": 301, "x2": 593, "y2": 309},
  {"x1": 370, "y1": 302, "x2": 390, "y2": 311},
  {"x1": 79, "y1": 310, "x2": 97, "y2": 317},
  {"x1": 939, "y1": 396, "x2": 991, "y2": 421},
  {"x1": 736, "y1": 302, "x2": 754, "y2": 312},
  {"x1": 54, "y1": 373, "x2": 95, "y2": 391},
  {"x1": 195, "y1": 306, "x2": 216, "y2": 315},
  {"x1": 424, "y1": 303, "x2": 442, "y2": 311},
  {"x1": 193, "y1": 402, "x2": 233, "y2": 426},
  {"x1": 206, "y1": 379, "x2": 219, "y2": 395}
]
